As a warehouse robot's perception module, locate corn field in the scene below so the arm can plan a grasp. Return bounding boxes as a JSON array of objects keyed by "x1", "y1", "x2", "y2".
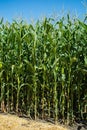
[{"x1": 0, "y1": 15, "x2": 87, "y2": 124}]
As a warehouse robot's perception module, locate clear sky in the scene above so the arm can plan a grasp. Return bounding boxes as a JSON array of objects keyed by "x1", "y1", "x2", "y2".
[{"x1": 0, "y1": 0, "x2": 87, "y2": 22}]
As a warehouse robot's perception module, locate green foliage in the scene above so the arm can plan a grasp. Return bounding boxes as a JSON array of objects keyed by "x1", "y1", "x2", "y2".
[{"x1": 0, "y1": 16, "x2": 87, "y2": 124}]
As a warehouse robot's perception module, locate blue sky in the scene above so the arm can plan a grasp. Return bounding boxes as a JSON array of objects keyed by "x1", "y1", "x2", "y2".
[{"x1": 0, "y1": 0, "x2": 87, "y2": 22}]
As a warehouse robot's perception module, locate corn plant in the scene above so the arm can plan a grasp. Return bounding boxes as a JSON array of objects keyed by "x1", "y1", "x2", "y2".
[{"x1": 0, "y1": 15, "x2": 87, "y2": 124}]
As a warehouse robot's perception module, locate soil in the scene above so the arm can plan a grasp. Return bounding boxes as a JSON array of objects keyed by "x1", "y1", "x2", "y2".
[
  {"x1": 0, "y1": 112, "x2": 68, "y2": 130},
  {"x1": 0, "y1": 113, "x2": 87, "y2": 130}
]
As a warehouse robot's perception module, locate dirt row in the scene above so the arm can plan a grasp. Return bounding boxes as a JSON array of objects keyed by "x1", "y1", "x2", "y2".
[
  {"x1": 0, "y1": 113, "x2": 86, "y2": 130},
  {"x1": 0, "y1": 113, "x2": 68, "y2": 130}
]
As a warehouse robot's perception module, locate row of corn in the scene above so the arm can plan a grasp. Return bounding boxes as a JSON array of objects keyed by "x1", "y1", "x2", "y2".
[{"x1": 0, "y1": 15, "x2": 87, "y2": 124}]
